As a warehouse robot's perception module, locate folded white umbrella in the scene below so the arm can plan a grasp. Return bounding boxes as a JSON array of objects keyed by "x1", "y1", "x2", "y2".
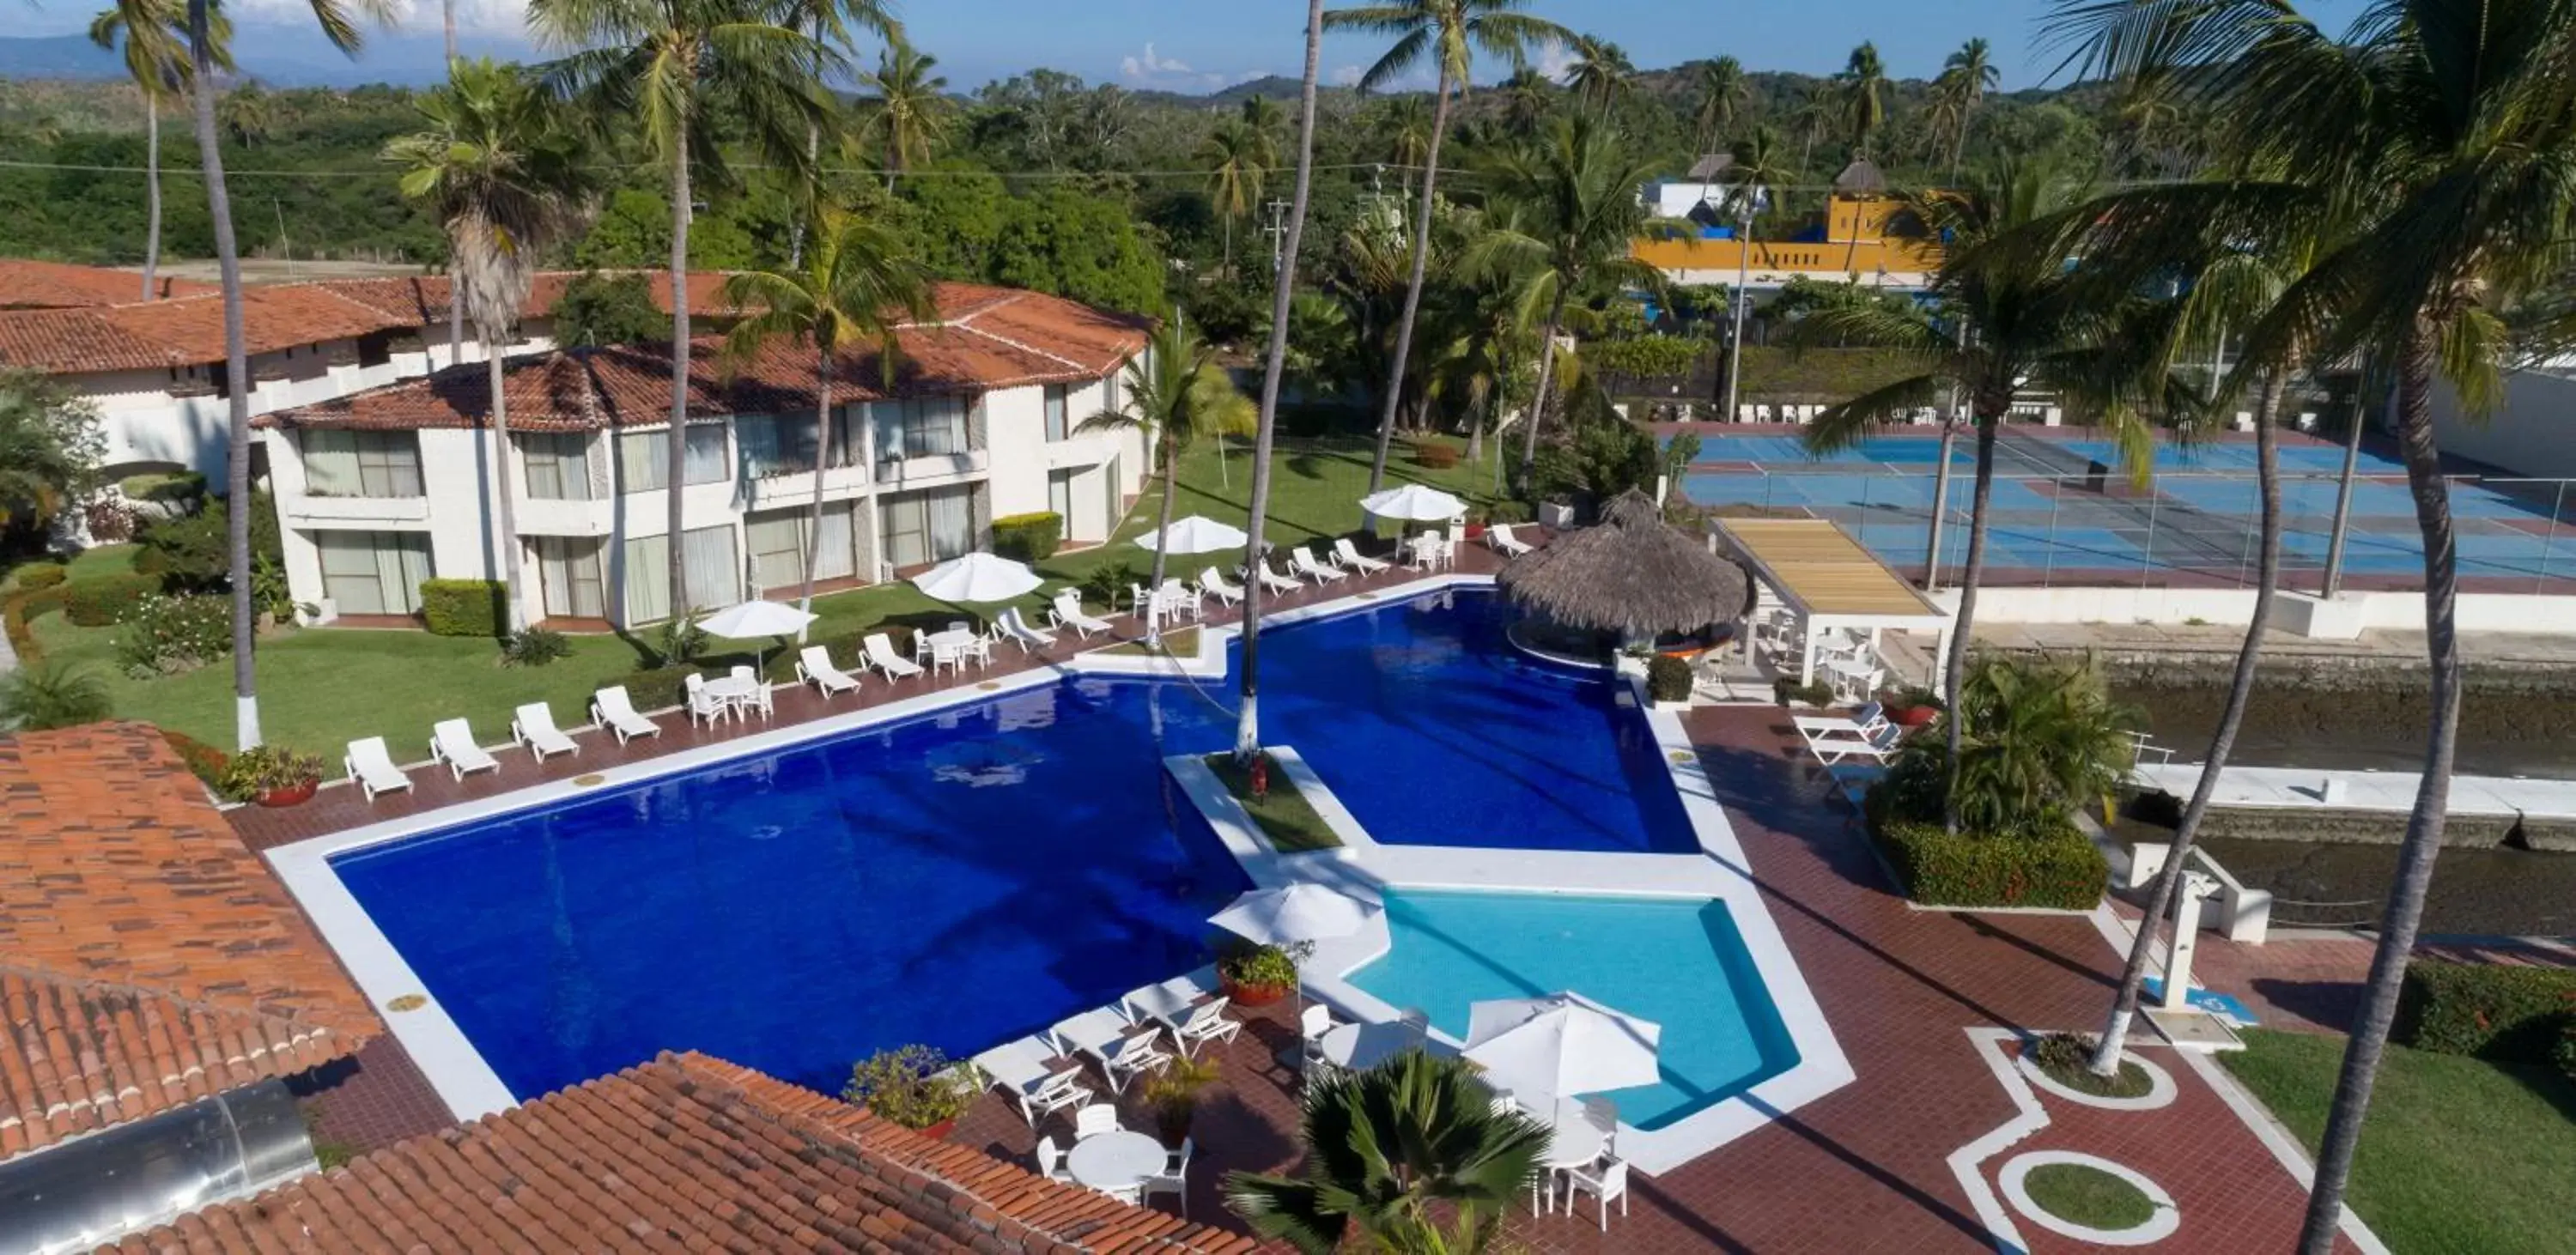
[
  {"x1": 1463, "y1": 991, "x2": 1662, "y2": 1099},
  {"x1": 1134, "y1": 515, "x2": 1250, "y2": 555},
  {"x1": 696, "y1": 598, "x2": 817, "y2": 640},
  {"x1": 1359, "y1": 484, "x2": 1468, "y2": 522},
  {"x1": 908, "y1": 552, "x2": 1044, "y2": 603},
  {"x1": 1208, "y1": 883, "x2": 1378, "y2": 947}
]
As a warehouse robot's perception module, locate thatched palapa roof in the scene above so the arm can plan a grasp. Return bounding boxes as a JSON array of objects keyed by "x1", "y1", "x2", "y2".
[{"x1": 1497, "y1": 490, "x2": 1753, "y2": 635}]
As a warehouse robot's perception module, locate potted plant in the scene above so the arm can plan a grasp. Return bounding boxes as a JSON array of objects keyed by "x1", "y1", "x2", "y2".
[
  {"x1": 1885, "y1": 685, "x2": 1943, "y2": 727},
  {"x1": 1218, "y1": 939, "x2": 1303, "y2": 1008},
  {"x1": 843, "y1": 1046, "x2": 981, "y2": 1140},
  {"x1": 1143, "y1": 1053, "x2": 1221, "y2": 1148},
  {"x1": 216, "y1": 744, "x2": 325, "y2": 808},
  {"x1": 1461, "y1": 509, "x2": 1489, "y2": 540},
  {"x1": 1645, "y1": 654, "x2": 1695, "y2": 712}
]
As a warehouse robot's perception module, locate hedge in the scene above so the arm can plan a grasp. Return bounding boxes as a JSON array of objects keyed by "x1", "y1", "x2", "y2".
[
  {"x1": 15, "y1": 562, "x2": 67, "y2": 591},
  {"x1": 2, "y1": 586, "x2": 60, "y2": 660},
  {"x1": 617, "y1": 664, "x2": 707, "y2": 713},
  {"x1": 420, "y1": 579, "x2": 507, "y2": 637},
  {"x1": 119, "y1": 471, "x2": 207, "y2": 503},
  {"x1": 159, "y1": 727, "x2": 230, "y2": 791},
  {"x1": 63, "y1": 572, "x2": 165, "y2": 627},
  {"x1": 1411, "y1": 441, "x2": 1461, "y2": 470},
  {"x1": 2394, "y1": 959, "x2": 2576, "y2": 1063},
  {"x1": 1868, "y1": 805, "x2": 2108, "y2": 910},
  {"x1": 1646, "y1": 655, "x2": 1694, "y2": 703},
  {"x1": 991, "y1": 511, "x2": 1063, "y2": 562}
]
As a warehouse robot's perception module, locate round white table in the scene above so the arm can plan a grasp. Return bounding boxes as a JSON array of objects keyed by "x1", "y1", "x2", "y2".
[
  {"x1": 1319, "y1": 1021, "x2": 1419, "y2": 1070},
  {"x1": 701, "y1": 675, "x2": 760, "y2": 719},
  {"x1": 1065, "y1": 1130, "x2": 1167, "y2": 1193}
]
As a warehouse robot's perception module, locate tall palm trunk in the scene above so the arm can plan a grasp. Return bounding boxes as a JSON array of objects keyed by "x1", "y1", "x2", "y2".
[
  {"x1": 142, "y1": 96, "x2": 162, "y2": 299},
  {"x1": 1235, "y1": 0, "x2": 1323, "y2": 761},
  {"x1": 187, "y1": 0, "x2": 258, "y2": 749},
  {"x1": 798, "y1": 346, "x2": 831, "y2": 641},
  {"x1": 1365, "y1": 70, "x2": 1452, "y2": 492},
  {"x1": 1517, "y1": 293, "x2": 1570, "y2": 484},
  {"x1": 1941, "y1": 404, "x2": 2002, "y2": 835},
  {"x1": 487, "y1": 336, "x2": 526, "y2": 634},
  {"x1": 2091, "y1": 370, "x2": 2286, "y2": 1076},
  {"x1": 1142, "y1": 439, "x2": 1178, "y2": 642},
  {"x1": 441, "y1": 0, "x2": 455, "y2": 62},
  {"x1": 2295, "y1": 330, "x2": 2461, "y2": 1255},
  {"x1": 665, "y1": 122, "x2": 695, "y2": 623}
]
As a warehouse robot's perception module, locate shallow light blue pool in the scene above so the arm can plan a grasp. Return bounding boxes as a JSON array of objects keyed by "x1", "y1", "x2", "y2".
[
  {"x1": 1348, "y1": 889, "x2": 1798, "y2": 1131},
  {"x1": 331, "y1": 591, "x2": 1700, "y2": 1099}
]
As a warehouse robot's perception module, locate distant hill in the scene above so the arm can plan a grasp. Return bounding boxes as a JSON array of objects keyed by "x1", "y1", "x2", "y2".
[
  {"x1": 0, "y1": 35, "x2": 125, "y2": 82},
  {"x1": 0, "y1": 29, "x2": 522, "y2": 90}
]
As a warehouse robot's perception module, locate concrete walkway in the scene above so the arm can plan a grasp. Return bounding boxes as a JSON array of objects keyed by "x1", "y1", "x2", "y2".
[
  {"x1": 1978, "y1": 619, "x2": 2576, "y2": 668},
  {"x1": 2136, "y1": 761, "x2": 2576, "y2": 820}
]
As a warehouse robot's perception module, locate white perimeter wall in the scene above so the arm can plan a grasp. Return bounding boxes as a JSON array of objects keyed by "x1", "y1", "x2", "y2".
[
  {"x1": 1948, "y1": 585, "x2": 2576, "y2": 636},
  {"x1": 2430, "y1": 367, "x2": 2576, "y2": 481}
]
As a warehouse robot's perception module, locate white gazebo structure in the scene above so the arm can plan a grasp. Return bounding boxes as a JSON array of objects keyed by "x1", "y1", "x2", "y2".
[{"x1": 1710, "y1": 518, "x2": 1953, "y2": 687}]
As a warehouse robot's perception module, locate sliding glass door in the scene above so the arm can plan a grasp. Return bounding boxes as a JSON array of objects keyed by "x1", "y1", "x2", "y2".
[
  {"x1": 620, "y1": 525, "x2": 742, "y2": 624},
  {"x1": 315, "y1": 530, "x2": 431, "y2": 615},
  {"x1": 878, "y1": 486, "x2": 974, "y2": 570}
]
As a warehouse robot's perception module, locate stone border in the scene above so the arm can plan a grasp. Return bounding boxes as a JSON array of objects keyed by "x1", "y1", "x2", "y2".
[
  {"x1": 1998, "y1": 1150, "x2": 2181, "y2": 1246},
  {"x1": 2014, "y1": 1040, "x2": 2178, "y2": 1111}
]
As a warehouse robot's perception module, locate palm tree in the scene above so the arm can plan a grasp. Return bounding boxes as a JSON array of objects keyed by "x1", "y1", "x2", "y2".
[
  {"x1": 1884, "y1": 655, "x2": 2142, "y2": 832},
  {"x1": 217, "y1": 82, "x2": 276, "y2": 148},
  {"x1": 853, "y1": 34, "x2": 948, "y2": 191},
  {"x1": 1495, "y1": 64, "x2": 1553, "y2": 136},
  {"x1": 1561, "y1": 33, "x2": 1633, "y2": 116},
  {"x1": 529, "y1": 0, "x2": 832, "y2": 627},
  {"x1": 1791, "y1": 78, "x2": 1832, "y2": 180},
  {"x1": 1077, "y1": 318, "x2": 1249, "y2": 640},
  {"x1": 1374, "y1": 94, "x2": 1432, "y2": 170},
  {"x1": 1233, "y1": 0, "x2": 1327, "y2": 760},
  {"x1": 1840, "y1": 41, "x2": 1888, "y2": 158},
  {"x1": 1239, "y1": 93, "x2": 1290, "y2": 148},
  {"x1": 1326, "y1": 0, "x2": 1573, "y2": 494},
  {"x1": 388, "y1": 58, "x2": 592, "y2": 636},
  {"x1": 1227, "y1": 1049, "x2": 1549, "y2": 1253},
  {"x1": 2044, "y1": 4, "x2": 2576, "y2": 1246},
  {"x1": 1933, "y1": 37, "x2": 1996, "y2": 179},
  {"x1": 89, "y1": 0, "x2": 228, "y2": 301},
  {"x1": 720, "y1": 213, "x2": 933, "y2": 635},
  {"x1": 1200, "y1": 117, "x2": 1275, "y2": 279},
  {"x1": 1727, "y1": 124, "x2": 1795, "y2": 226},
  {"x1": 1692, "y1": 53, "x2": 1747, "y2": 156},
  {"x1": 777, "y1": 0, "x2": 896, "y2": 265},
  {"x1": 179, "y1": 0, "x2": 375, "y2": 750},
  {"x1": 1463, "y1": 113, "x2": 1663, "y2": 483}
]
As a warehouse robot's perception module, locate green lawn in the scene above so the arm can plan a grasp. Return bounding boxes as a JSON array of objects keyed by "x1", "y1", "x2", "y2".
[
  {"x1": 2022, "y1": 1162, "x2": 2157, "y2": 1231},
  {"x1": 2220, "y1": 1029, "x2": 2576, "y2": 1255},
  {"x1": 1202, "y1": 751, "x2": 1341, "y2": 852},
  {"x1": 21, "y1": 433, "x2": 1501, "y2": 761}
]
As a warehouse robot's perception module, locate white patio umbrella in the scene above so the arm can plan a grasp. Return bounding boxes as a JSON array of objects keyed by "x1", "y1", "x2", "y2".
[
  {"x1": 908, "y1": 552, "x2": 1044, "y2": 603},
  {"x1": 1462, "y1": 991, "x2": 1662, "y2": 1100},
  {"x1": 1209, "y1": 884, "x2": 1380, "y2": 1030},
  {"x1": 1358, "y1": 483, "x2": 1468, "y2": 523},
  {"x1": 1134, "y1": 514, "x2": 1249, "y2": 555},
  {"x1": 696, "y1": 599, "x2": 819, "y2": 670}
]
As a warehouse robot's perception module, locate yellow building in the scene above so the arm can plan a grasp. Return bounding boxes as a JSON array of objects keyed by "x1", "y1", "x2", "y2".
[{"x1": 1633, "y1": 160, "x2": 1945, "y2": 291}]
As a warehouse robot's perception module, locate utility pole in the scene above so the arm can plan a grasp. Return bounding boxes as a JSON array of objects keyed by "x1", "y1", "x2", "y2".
[{"x1": 1262, "y1": 197, "x2": 1290, "y2": 277}]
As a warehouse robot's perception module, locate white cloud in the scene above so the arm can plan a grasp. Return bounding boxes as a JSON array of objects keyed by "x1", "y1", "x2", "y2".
[
  {"x1": 1534, "y1": 39, "x2": 1576, "y2": 85},
  {"x1": 1332, "y1": 64, "x2": 1364, "y2": 88},
  {"x1": 228, "y1": 0, "x2": 529, "y2": 33},
  {"x1": 1120, "y1": 41, "x2": 1255, "y2": 94},
  {"x1": 1119, "y1": 42, "x2": 1194, "y2": 81}
]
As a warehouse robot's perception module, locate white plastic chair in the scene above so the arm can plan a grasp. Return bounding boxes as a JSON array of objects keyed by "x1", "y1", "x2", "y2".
[
  {"x1": 590, "y1": 686, "x2": 662, "y2": 744},
  {"x1": 429, "y1": 718, "x2": 499, "y2": 781},
  {"x1": 1034, "y1": 1135, "x2": 1073, "y2": 1183},
  {"x1": 343, "y1": 737, "x2": 411, "y2": 802},
  {"x1": 510, "y1": 702, "x2": 580, "y2": 761},
  {"x1": 796, "y1": 646, "x2": 861, "y2": 697},
  {"x1": 1141, "y1": 1137, "x2": 1191, "y2": 1216},
  {"x1": 683, "y1": 672, "x2": 729, "y2": 726},
  {"x1": 1073, "y1": 1102, "x2": 1123, "y2": 1139},
  {"x1": 1157, "y1": 579, "x2": 1204, "y2": 621},
  {"x1": 1332, "y1": 537, "x2": 1391, "y2": 573},
  {"x1": 1197, "y1": 567, "x2": 1244, "y2": 606},
  {"x1": 1560, "y1": 1157, "x2": 1630, "y2": 1230},
  {"x1": 929, "y1": 637, "x2": 969, "y2": 677},
  {"x1": 863, "y1": 632, "x2": 925, "y2": 681}
]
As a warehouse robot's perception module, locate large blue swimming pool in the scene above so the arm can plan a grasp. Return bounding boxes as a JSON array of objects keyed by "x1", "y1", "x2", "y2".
[{"x1": 333, "y1": 591, "x2": 1698, "y2": 1098}]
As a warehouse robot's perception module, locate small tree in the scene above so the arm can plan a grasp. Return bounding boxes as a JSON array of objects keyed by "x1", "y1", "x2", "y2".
[
  {"x1": 552, "y1": 270, "x2": 666, "y2": 348},
  {"x1": 0, "y1": 370, "x2": 107, "y2": 535},
  {"x1": 1874, "y1": 655, "x2": 2141, "y2": 835},
  {"x1": 1075, "y1": 317, "x2": 1250, "y2": 640}
]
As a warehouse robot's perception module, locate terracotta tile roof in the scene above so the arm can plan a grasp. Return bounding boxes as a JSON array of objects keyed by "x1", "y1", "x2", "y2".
[
  {"x1": 0, "y1": 723, "x2": 380, "y2": 1163},
  {"x1": 109, "y1": 1051, "x2": 1259, "y2": 1254},
  {"x1": 0, "y1": 259, "x2": 214, "y2": 309},
  {"x1": 258, "y1": 283, "x2": 1151, "y2": 433}
]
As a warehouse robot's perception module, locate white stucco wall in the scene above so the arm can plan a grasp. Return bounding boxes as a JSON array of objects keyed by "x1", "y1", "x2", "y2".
[{"x1": 2429, "y1": 367, "x2": 2576, "y2": 480}]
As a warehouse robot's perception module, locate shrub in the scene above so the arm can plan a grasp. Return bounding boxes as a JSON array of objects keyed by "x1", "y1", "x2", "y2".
[
  {"x1": 617, "y1": 663, "x2": 704, "y2": 713},
  {"x1": 15, "y1": 562, "x2": 66, "y2": 591},
  {"x1": 1882, "y1": 656, "x2": 2141, "y2": 836},
  {"x1": 653, "y1": 616, "x2": 708, "y2": 666},
  {"x1": 990, "y1": 511, "x2": 1063, "y2": 562},
  {"x1": 1866, "y1": 792, "x2": 2108, "y2": 909},
  {"x1": 1411, "y1": 441, "x2": 1461, "y2": 470},
  {"x1": 133, "y1": 492, "x2": 283, "y2": 590},
  {"x1": 213, "y1": 744, "x2": 324, "y2": 803},
  {"x1": 1218, "y1": 939, "x2": 1303, "y2": 990},
  {"x1": 1772, "y1": 676, "x2": 1835, "y2": 706},
  {"x1": 1079, "y1": 560, "x2": 1138, "y2": 609},
  {"x1": 2394, "y1": 960, "x2": 2576, "y2": 1063},
  {"x1": 0, "y1": 660, "x2": 113, "y2": 730},
  {"x1": 841, "y1": 1046, "x2": 981, "y2": 1131},
  {"x1": 161, "y1": 727, "x2": 228, "y2": 790},
  {"x1": 115, "y1": 593, "x2": 232, "y2": 677},
  {"x1": 420, "y1": 579, "x2": 506, "y2": 636},
  {"x1": 811, "y1": 630, "x2": 867, "y2": 674},
  {"x1": 2026, "y1": 1032, "x2": 2155, "y2": 1098},
  {"x1": 63, "y1": 572, "x2": 164, "y2": 627},
  {"x1": 500, "y1": 627, "x2": 572, "y2": 668},
  {"x1": 119, "y1": 470, "x2": 207, "y2": 503},
  {"x1": 1588, "y1": 333, "x2": 1710, "y2": 379},
  {"x1": 85, "y1": 499, "x2": 137, "y2": 543},
  {"x1": 1646, "y1": 654, "x2": 1694, "y2": 703},
  {"x1": 1485, "y1": 498, "x2": 1533, "y2": 525},
  {"x1": 2556, "y1": 1020, "x2": 2576, "y2": 1084}
]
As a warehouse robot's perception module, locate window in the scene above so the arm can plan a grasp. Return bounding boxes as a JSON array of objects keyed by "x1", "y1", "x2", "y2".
[
  {"x1": 736, "y1": 414, "x2": 819, "y2": 478},
  {"x1": 534, "y1": 536, "x2": 607, "y2": 619},
  {"x1": 615, "y1": 424, "x2": 728, "y2": 494},
  {"x1": 520, "y1": 433, "x2": 594, "y2": 500},
  {"x1": 1047, "y1": 469, "x2": 1074, "y2": 533},
  {"x1": 1042, "y1": 385, "x2": 1069, "y2": 441},
  {"x1": 356, "y1": 331, "x2": 393, "y2": 368},
  {"x1": 870, "y1": 397, "x2": 968, "y2": 461},
  {"x1": 316, "y1": 531, "x2": 430, "y2": 615},
  {"x1": 745, "y1": 503, "x2": 858, "y2": 592},
  {"x1": 878, "y1": 486, "x2": 975, "y2": 569},
  {"x1": 302, "y1": 429, "x2": 423, "y2": 497},
  {"x1": 620, "y1": 524, "x2": 741, "y2": 623}
]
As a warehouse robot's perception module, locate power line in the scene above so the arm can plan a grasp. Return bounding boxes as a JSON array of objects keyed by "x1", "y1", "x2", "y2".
[{"x1": 0, "y1": 156, "x2": 1478, "y2": 181}]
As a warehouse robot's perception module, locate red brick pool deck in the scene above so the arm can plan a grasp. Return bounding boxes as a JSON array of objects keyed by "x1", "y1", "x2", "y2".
[{"x1": 229, "y1": 559, "x2": 2373, "y2": 1252}]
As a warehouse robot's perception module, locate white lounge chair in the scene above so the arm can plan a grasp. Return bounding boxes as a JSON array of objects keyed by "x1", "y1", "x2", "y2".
[
  {"x1": 1333, "y1": 537, "x2": 1391, "y2": 573},
  {"x1": 1488, "y1": 522, "x2": 1536, "y2": 557},
  {"x1": 862, "y1": 632, "x2": 925, "y2": 681},
  {"x1": 683, "y1": 672, "x2": 729, "y2": 726},
  {"x1": 343, "y1": 737, "x2": 410, "y2": 802},
  {"x1": 1049, "y1": 591, "x2": 1115, "y2": 639},
  {"x1": 590, "y1": 686, "x2": 663, "y2": 745},
  {"x1": 1052, "y1": 1007, "x2": 1174, "y2": 1094},
  {"x1": 1256, "y1": 561, "x2": 1302, "y2": 596},
  {"x1": 971, "y1": 1035, "x2": 1093, "y2": 1127},
  {"x1": 1291, "y1": 546, "x2": 1348, "y2": 583},
  {"x1": 1197, "y1": 566, "x2": 1244, "y2": 606},
  {"x1": 510, "y1": 702, "x2": 580, "y2": 761},
  {"x1": 429, "y1": 718, "x2": 500, "y2": 781},
  {"x1": 1794, "y1": 714, "x2": 1905, "y2": 765},
  {"x1": 1123, "y1": 975, "x2": 1242, "y2": 1057},
  {"x1": 797, "y1": 646, "x2": 861, "y2": 697},
  {"x1": 998, "y1": 605, "x2": 1058, "y2": 652}
]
